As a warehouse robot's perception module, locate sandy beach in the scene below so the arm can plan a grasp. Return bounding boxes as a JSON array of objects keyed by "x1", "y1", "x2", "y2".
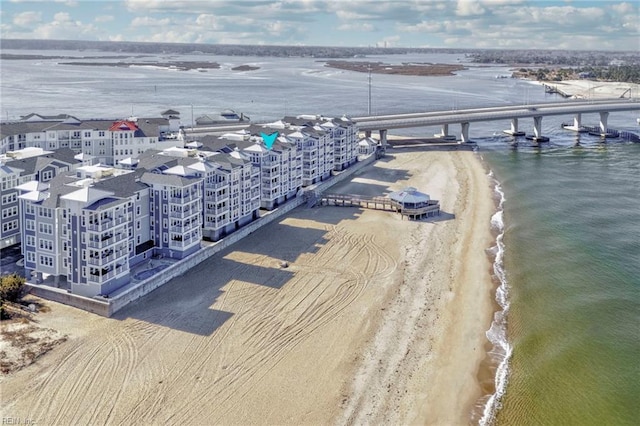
[{"x1": 1, "y1": 141, "x2": 497, "y2": 425}]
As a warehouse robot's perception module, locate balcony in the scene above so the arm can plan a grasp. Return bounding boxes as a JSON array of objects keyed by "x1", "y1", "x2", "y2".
[
  {"x1": 87, "y1": 232, "x2": 126, "y2": 249},
  {"x1": 88, "y1": 264, "x2": 124, "y2": 283},
  {"x1": 86, "y1": 216, "x2": 126, "y2": 232},
  {"x1": 169, "y1": 193, "x2": 197, "y2": 204},
  {"x1": 169, "y1": 209, "x2": 198, "y2": 219},
  {"x1": 206, "y1": 181, "x2": 226, "y2": 190}
]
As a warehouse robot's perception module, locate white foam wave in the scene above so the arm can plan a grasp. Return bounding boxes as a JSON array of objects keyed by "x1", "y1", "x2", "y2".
[{"x1": 479, "y1": 172, "x2": 513, "y2": 426}]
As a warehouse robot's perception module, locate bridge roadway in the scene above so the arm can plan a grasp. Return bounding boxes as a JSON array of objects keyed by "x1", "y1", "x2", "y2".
[
  {"x1": 184, "y1": 99, "x2": 640, "y2": 143},
  {"x1": 354, "y1": 98, "x2": 640, "y2": 143}
]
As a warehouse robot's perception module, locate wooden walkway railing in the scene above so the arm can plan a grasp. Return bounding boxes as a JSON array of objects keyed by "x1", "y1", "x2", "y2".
[{"x1": 319, "y1": 193, "x2": 440, "y2": 219}]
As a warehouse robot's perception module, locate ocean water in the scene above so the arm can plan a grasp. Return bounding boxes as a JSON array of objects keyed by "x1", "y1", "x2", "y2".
[
  {"x1": 2, "y1": 50, "x2": 639, "y2": 424},
  {"x1": 481, "y1": 134, "x2": 640, "y2": 426}
]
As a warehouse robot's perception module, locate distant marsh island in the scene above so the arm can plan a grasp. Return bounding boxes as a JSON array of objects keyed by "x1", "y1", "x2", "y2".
[
  {"x1": 231, "y1": 65, "x2": 260, "y2": 71},
  {"x1": 1, "y1": 53, "x2": 261, "y2": 72},
  {"x1": 323, "y1": 60, "x2": 466, "y2": 76},
  {"x1": 58, "y1": 61, "x2": 221, "y2": 71}
]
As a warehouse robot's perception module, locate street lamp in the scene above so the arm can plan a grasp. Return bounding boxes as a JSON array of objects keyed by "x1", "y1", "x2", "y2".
[{"x1": 368, "y1": 65, "x2": 372, "y2": 116}]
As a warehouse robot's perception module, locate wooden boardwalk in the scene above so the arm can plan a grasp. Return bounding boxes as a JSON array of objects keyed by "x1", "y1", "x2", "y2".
[{"x1": 319, "y1": 193, "x2": 440, "y2": 219}]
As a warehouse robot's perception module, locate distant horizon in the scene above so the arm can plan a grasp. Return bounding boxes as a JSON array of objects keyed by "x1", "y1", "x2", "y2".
[
  {"x1": 3, "y1": 38, "x2": 639, "y2": 55},
  {"x1": 1, "y1": 1, "x2": 638, "y2": 51}
]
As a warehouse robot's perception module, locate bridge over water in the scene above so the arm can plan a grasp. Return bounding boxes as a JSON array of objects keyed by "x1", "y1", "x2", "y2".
[
  {"x1": 186, "y1": 99, "x2": 640, "y2": 143},
  {"x1": 353, "y1": 99, "x2": 640, "y2": 144}
]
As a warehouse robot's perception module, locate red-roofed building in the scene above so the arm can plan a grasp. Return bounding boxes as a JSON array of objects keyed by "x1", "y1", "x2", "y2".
[{"x1": 109, "y1": 120, "x2": 139, "y2": 132}]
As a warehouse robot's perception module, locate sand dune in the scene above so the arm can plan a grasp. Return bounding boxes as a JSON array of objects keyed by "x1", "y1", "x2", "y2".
[{"x1": 1, "y1": 143, "x2": 496, "y2": 425}]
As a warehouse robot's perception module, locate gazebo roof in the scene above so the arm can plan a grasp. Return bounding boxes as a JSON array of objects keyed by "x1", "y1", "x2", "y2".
[{"x1": 389, "y1": 187, "x2": 430, "y2": 204}]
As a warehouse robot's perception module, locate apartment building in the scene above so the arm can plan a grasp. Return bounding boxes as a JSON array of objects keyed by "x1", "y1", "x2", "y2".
[
  {"x1": 206, "y1": 127, "x2": 303, "y2": 210},
  {"x1": 137, "y1": 146, "x2": 260, "y2": 243},
  {"x1": 320, "y1": 116, "x2": 359, "y2": 171},
  {"x1": 1, "y1": 147, "x2": 83, "y2": 249},
  {"x1": 17, "y1": 165, "x2": 142, "y2": 297},
  {"x1": 1, "y1": 112, "x2": 183, "y2": 165}
]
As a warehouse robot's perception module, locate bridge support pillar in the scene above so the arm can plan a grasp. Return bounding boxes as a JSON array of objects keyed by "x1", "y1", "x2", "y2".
[
  {"x1": 435, "y1": 124, "x2": 455, "y2": 140},
  {"x1": 599, "y1": 111, "x2": 609, "y2": 135},
  {"x1": 530, "y1": 116, "x2": 549, "y2": 143},
  {"x1": 379, "y1": 129, "x2": 388, "y2": 148},
  {"x1": 561, "y1": 113, "x2": 587, "y2": 133},
  {"x1": 504, "y1": 118, "x2": 525, "y2": 136},
  {"x1": 460, "y1": 122, "x2": 470, "y2": 143},
  {"x1": 574, "y1": 113, "x2": 582, "y2": 129}
]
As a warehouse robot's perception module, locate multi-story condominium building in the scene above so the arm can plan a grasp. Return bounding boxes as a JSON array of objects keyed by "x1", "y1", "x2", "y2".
[
  {"x1": 266, "y1": 114, "x2": 358, "y2": 175},
  {"x1": 1, "y1": 147, "x2": 83, "y2": 249},
  {"x1": 17, "y1": 165, "x2": 143, "y2": 297},
  {"x1": 319, "y1": 116, "x2": 359, "y2": 171},
  {"x1": 137, "y1": 147, "x2": 260, "y2": 243},
  {"x1": 204, "y1": 127, "x2": 303, "y2": 210},
  {"x1": 1, "y1": 112, "x2": 184, "y2": 165},
  {"x1": 14, "y1": 144, "x2": 263, "y2": 297}
]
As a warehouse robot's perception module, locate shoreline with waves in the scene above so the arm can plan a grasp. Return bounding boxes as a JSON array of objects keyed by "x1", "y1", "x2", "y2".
[{"x1": 2, "y1": 139, "x2": 499, "y2": 425}]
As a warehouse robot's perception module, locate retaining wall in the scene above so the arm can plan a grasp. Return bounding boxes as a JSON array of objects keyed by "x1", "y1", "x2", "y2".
[{"x1": 26, "y1": 283, "x2": 110, "y2": 316}]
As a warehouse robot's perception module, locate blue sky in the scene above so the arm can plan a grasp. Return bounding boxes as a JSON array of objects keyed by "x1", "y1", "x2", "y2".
[{"x1": 1, "y1": 0, "x2": 638, "y2": 50}]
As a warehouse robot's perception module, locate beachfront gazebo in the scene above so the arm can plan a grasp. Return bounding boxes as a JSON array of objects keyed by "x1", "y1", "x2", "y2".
[{"x1": 388, "y1": 187, "x2": 439, "y2": 220}]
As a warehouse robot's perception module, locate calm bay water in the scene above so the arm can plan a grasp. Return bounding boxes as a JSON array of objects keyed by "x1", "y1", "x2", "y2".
[
  {"x1": 2, "y1": 50, "x2": 639, "y2": 424},
  {"x1": 483, "y1": 137, "x2": 640, "y2": 426}
]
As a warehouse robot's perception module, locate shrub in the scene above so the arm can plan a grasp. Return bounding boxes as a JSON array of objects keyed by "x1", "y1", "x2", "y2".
[{"x1": 0, "y1": 273, "x2": 26, "y2": 303}]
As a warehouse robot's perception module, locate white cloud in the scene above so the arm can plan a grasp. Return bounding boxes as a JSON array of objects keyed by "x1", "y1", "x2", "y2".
[
  {"x1": 95, "y1": 15, "x2": 114, "y2": 23},
  {"x1": 456, "y1": 0, "x2": 485, "y2": 17},
  {"x1": 195, "y1": 14, "x2": 222, "y2": 30},
  {"x1": 337, "y1": 22, "x2": 374, "y2": 32},
  {"x1": 610, "y1": 2, "x2": 635, "y2": 15},
  {"x1": 13, "y1": 11, "x2": 41, "y2": 27},
  {"x1": 131, "y1": 16, "x2": 171, "y2": 27},
  {"x1": 23, "y1": 14, "x2": 100, "y2": 40},
  {"x1": 53, "y1": 0, "x2": 79, "y2": 5},
  {"x1": 335, "y1": 10, "x2": 372, "y2": 21},
  {"x1": 401, "y1": 21, "x2": 443, "y2": 33}
]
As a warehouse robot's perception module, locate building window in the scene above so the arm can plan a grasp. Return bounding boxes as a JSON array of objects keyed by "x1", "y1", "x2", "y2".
[
  {"x1": 2, "y1": 220, "x2": 18, "y2": 232},
  {"x1": 26, "y1": 252, "x2": 36, "y2": 263},
  {"x1": 39, "y1": 255, "x2": 53, "y2": 267},
  {"x1": 41, "y1": 170, "x2": 54, "y2": 181},
  {"x1": 39, "y1": 207, "x2": 52, "y2": 218},
  {"x1": 26, "y1": 219, "x2": 35, "y2": 231},
  {"x1": 38, "y1": 223, "x2": 53, "y2": 234},
  {"x1": 39, "y1": 239, "x2": 53, "y2": 251},
  {"x1": 1, "y1": 193, "x2": 17, "y2": 204}
]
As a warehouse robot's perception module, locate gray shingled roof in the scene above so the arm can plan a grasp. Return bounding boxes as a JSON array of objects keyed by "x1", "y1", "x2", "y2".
[
  {"x1": 5, "y1": 148, "x2": 80, "y2": 176},
  {"x1": 38, "y1": 173, "x2": 81, "y2": 208},
  {"x1": 92, "y1": 170, "x2": 148, "y2": 197},
  {"x1": 139, "y1": 171, "x2": 200, "y2": 187}
]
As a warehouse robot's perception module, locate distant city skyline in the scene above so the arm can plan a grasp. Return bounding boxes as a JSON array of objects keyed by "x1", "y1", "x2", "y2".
[{"x1": 1, "y1": 0, "x2": 638, "y2": 51}]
